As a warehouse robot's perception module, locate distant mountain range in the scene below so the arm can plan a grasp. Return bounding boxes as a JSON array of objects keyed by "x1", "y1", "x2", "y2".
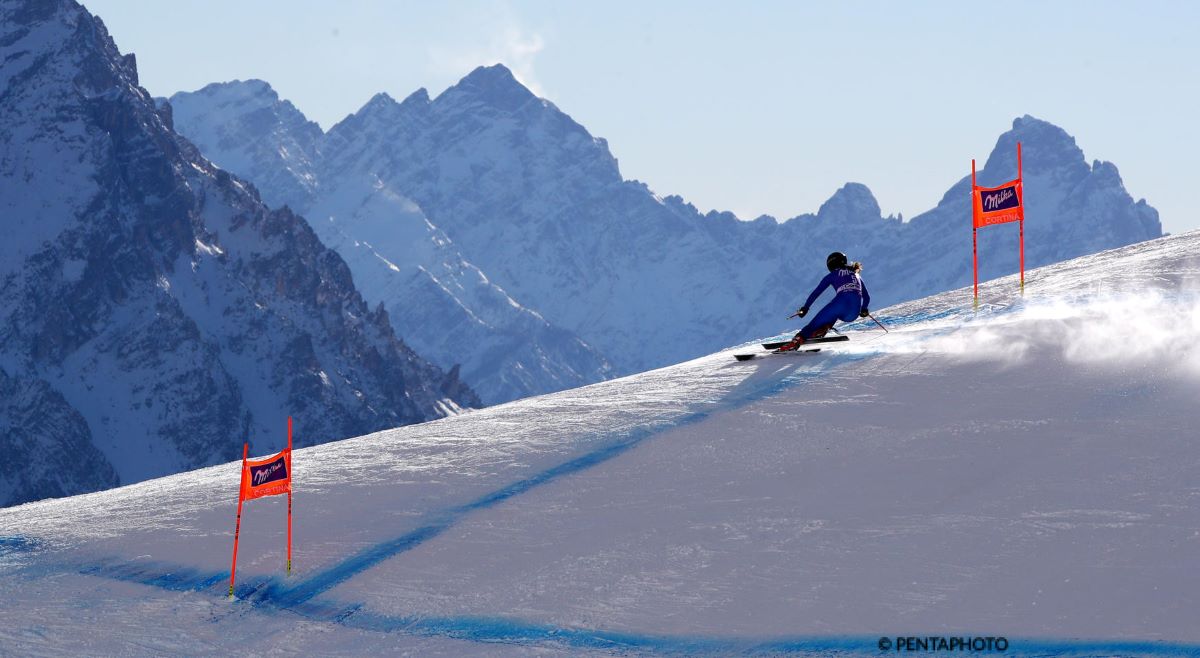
[
  {"x1": 171, "y1": 66, "x2": 1161, "y2": 387},
  {"x1": 0, "y1": 0, "x2": 478, "y2": 507}
]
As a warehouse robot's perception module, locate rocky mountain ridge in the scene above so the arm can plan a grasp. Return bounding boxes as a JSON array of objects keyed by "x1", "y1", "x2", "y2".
[
  {"x1": 171, "y1": 66, "x2": 1161, "y2": 377},
  {"x1": 0, "y1": 0, "x2": 478, "y2": 507}
]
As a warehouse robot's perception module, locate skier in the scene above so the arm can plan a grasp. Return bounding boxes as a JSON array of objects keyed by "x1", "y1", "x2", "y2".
[{"x1": 777, "y1": 252, "x2": 870, "y2": 351}]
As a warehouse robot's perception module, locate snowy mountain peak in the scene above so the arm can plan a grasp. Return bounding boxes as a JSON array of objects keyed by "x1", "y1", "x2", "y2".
[
  {"x1": 12, "y1": 0, "x2": 139, "y2": 98},
  {"x1": 196, "y1": 78, "x2": 277, "y2": 103},
  {"x1": 171, "y1": 79, "x2": 323, "y2": 208},
  {"x1": 362, "y1": 90, "x2": 398, "y2": 112},
  {"x1": 440, "y1": 63, "x2": 538, "y2": 111},
  {"x1": 980, "y1": 114, "x2": 1086, "y2": 184},
  {"x1": 174, "y1": 80, "x2": 316, "y2": 135},
  {"x1": 816, "y1": 182, "x2": 883, "y2": 223},
  {"x1": 1089, "y1": 159, "x2": 1125, "y2": 189},
  {"x1": 400, "y1": 87, "x2": 431, "y2": 109}
]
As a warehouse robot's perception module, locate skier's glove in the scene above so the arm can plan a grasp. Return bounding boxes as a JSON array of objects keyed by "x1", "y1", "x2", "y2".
[
  {"x1": 859, "y1": 308, "x2": 870, "y2": 318},
  {"x1": 797, "y1": 307, "x2": 808, "y2": 318}
]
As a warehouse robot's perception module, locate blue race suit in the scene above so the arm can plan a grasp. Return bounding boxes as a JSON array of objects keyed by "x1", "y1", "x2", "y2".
[{"x1": 798, "y1": 268, "x2": 870, "y2": 340}]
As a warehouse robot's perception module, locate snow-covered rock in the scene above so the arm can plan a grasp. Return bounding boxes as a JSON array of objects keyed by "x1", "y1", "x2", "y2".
[
  {"x1": 171, "y1": 82, "x2": 613, "y2": 405},
  {"x1": 0, "y1": 367, "x2": 117, "y2": 505},
  {"x1": 0, "y1": 0, "x2": 478, "y2": 507},
  {"x1": 169, "y1": 79, "x2": 323, "y2": 210}
]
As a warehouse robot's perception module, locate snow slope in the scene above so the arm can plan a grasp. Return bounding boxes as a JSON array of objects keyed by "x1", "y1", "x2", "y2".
[{"x1": 2, "y1": 231, "x2": 1199, "y2": 656}]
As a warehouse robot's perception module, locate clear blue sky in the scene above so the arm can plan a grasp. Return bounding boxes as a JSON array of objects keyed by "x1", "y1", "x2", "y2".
[{"x1": 85, "y1": 0, "x2": 1198, "y2": 234}]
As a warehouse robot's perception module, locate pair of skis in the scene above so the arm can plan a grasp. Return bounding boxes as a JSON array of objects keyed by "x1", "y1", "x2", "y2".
[
  {"x1": 732, "y1": 311, "x2": 886, "y2": 361},
  {"x1": 733, "y1": 335, "x2": 848, "y2": 361}
]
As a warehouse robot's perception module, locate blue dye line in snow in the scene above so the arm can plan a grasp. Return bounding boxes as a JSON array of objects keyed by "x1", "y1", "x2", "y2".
[
  {"x1": 67, "y1": 553, "x2": 1200, "y2": 657},
  {"x1": 291, "y1": 600, "x2": 877, "y2": 655},
  {"x1": 259, "y1": 434, "x2": 655, "y2": 607},
  {"x1": 259, "y1": 350, "x2": 868, "y2": 608},
  {"x1": 0, "y1": 536, "x2": 41, "y2": 555},
  {"x1": 53, "y1": 556, "x2": 1200, "y2": 657},
  {"x1": 294, "y1": 603, "x2": 1200, "y2": 657},
  {"x1": 78, "y1": 558, "x2": 236, "y2": 593}
]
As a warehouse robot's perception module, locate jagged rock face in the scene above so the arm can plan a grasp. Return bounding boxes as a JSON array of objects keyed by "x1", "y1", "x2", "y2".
[
  {"x1": 0, "y1": 0, "x2": 478, "y2": 507},
  {"x1": 170, "y1": 79, "x2": 323, "y2": 209},
  {"x1": 171, "y1": 82, "x2": 613, "y2": 404},
  {"x1": 173, "y1": 67, "x2": 1161, "y2": 381},
  {"x1": 0, "y1": 368, "x2": 117, "y2": 506}
]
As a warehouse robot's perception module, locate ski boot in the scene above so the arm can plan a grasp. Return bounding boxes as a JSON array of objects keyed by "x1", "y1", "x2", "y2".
[{"x1": 774, "y1": 333, "x2": 807, "y2": 353}]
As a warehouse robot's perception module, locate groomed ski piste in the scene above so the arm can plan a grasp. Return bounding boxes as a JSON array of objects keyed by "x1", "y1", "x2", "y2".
[{"x1": 2, "y1": 232, "x2": 1199, "y2": 657}]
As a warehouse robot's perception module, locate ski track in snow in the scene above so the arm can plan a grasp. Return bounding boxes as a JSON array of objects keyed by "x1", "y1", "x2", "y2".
[{"x1": 3, "y1": 233, "x2": 1200, "y2": 655}]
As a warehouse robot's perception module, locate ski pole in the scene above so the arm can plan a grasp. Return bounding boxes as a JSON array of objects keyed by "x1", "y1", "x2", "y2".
[{"x1": 867, "y1": 312, "x2": 889, "y2": 333}]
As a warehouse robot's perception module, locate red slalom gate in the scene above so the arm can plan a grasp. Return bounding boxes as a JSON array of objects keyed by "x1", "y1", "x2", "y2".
[
  {"x1": 229, "y1": 417, "x2": 294, "y2": 598},
  {"x1": 971, "y1": 142, "x2": 1027, "y2": 308}
]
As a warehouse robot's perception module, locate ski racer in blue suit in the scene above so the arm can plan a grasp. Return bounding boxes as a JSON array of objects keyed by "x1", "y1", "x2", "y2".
[{"x1": 779, "y1": 252, "x2": 870, "y2": 351}]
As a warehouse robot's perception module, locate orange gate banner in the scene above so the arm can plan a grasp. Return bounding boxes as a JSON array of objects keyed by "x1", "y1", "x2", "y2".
[
  {"x1": 242, "y1": 449, "x2": 291, "y2": 501},
  {"x1": 972, "y1": 179, "x2": 1024, "y2": 228}
]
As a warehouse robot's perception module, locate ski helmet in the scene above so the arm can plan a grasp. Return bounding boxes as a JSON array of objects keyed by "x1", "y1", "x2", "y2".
[{"x1": 826, "y1": 251, "x2": 848, "y2": 272}]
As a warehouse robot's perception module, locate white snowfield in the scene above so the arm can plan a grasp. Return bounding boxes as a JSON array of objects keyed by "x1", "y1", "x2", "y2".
[{"x1": 2, "y1": 232, "x2": 1199, "y2": 656}]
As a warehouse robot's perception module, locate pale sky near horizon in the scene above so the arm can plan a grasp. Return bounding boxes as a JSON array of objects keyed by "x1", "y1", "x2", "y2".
[{"x1": 84, "y1": 0, "x2": 1198, "y2": 234}]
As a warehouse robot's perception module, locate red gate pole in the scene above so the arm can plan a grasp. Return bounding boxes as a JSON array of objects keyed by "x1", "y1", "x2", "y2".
[
  {"x1": 228, "y1": 442, "x2": 248, "y2": 598},
  {"x1": 1019, "y1": 219, "x2": 1025, "y2": 295},
  {"x1": 1017, "y1": 143, "x2": 1025, "y2": 295},
  {"x1": 972, "y1": 158, "x2": 979, "y2": 310},
  {"x1": 973, "y1": 227, "x2": 979, "y2": 310},
  {"x1": 287, "y1": 416, "x2": 293, "y2": 577}
]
